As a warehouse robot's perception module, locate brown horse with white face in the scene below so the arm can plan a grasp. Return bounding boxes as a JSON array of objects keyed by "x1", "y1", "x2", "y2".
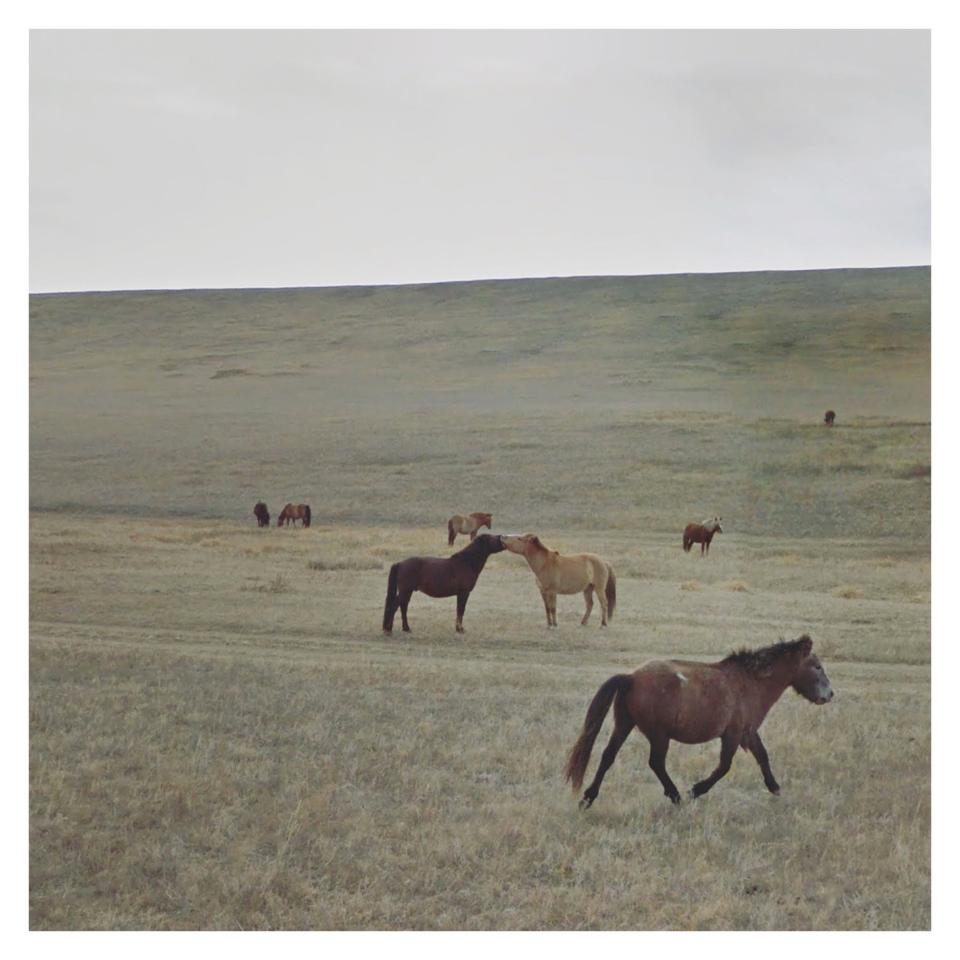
[
  {"x1": 502, "y1": 533, "x2": 616, "y2": 627},
  {"x1": 447, "y1": 512, "x2": 493, "y2": 546},
  {"x1": 682, "y1": 517, "x2": 722, "y2": 555},
  {"x1": 383, "y1": 533, "x2": 505, "y2": 634},
  {"x1": 565, "y1": 635, "x2": 833, "y2": 809}
]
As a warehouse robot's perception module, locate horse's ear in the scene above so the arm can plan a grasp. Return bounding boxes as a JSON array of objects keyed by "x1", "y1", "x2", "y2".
[{"x1": 798, "y1": 635, "x2": 813, "y2": 658}]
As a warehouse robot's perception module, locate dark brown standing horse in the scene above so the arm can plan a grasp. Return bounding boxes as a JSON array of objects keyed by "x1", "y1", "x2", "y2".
[
  {"x1": 278, "y1": 503, "x2": 311, "y2": 527},
  {"x1": 565, "y1": 635, "x2": 833, "y2": 809},
  {"x1": 383, "y1": 533, "x2": 505, "y2": 634},
  {"x1": 824, "y1": 409, "x2": 836, "y2": 426},
  {"x1": 253, "y1": 502, "x2": 270, "y2": 527},
  {"x1": 682, "y1": 517, "x2": 722, "y2": 554}
]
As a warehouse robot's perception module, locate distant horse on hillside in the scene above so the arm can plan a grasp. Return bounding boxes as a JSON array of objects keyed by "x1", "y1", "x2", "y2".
[
  {"x1": 278, "y1": 503, "x2": 311, "y2": 527},
  {"x1": 565, "y1": 635, "x2": 833, "y2": 810},
  {"x1": 501, "y1": 533, "x2": 616, "y2": 627},
  {"x1": 824, "y1": 409, "x2": 836, "y2": 426},
  {"x1": 447, "y1": 512, "x2": 493, "y2": 545},
  {"x1": 683, "y1": 517, "x2": 722, "y2": 555},
  {"x1": 253, "y1": 502, "x2": 270, "y2": 527},
  {"x1": 383, "y1": 533, "x2": 505, "y2": 634}
]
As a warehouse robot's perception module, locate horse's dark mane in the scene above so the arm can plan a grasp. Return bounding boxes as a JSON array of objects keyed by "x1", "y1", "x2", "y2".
[
  {"x1": 721, "y1": 636, "x2": 811, "y2": 675},
  {"x1": 450, "y1": 534, "x2": 499, "y2": 569}
]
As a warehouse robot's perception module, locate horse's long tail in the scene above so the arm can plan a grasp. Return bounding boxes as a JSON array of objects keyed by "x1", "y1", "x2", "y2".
[
  {"x1": 382, "y1": 563, "x2": 400, "y2": 632},
  {"x1": 447, "y1": 519, "x2": 456, "y2": 546},
  {"x1": 682, "y1": 531, "x2": 692, "y2": 552},
  {"x1": 564, "y1": 674, "x2": 632, "y2": 789},
  {"x1": 303, "y1": 505, "x2": 311, "y2": 528},
  {"x1": 605, "y1": 565, "x2": 617, "y2": 620}
]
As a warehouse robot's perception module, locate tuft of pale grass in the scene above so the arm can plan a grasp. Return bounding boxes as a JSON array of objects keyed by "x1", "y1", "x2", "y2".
[
  {"x1": 719, "y1": 580, "x2": 749, "y2": 592},
  {"x1": 832, "y1": 585, "x2": 864, "y2": 600},
  {"x1": 680, "y1": 580, "x2": 702, "y2": 591}
]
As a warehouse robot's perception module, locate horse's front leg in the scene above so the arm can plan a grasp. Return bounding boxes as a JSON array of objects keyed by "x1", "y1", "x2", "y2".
[
  {"x1": 538, "y1": 587, "x2": 553, "y2": 627},
  {"x1": 747, "y1": 731, "x2": 780, "y2": 795},
  {"x1": 455, "y1": 591, "x2": 469, "y2": 633},
  {"x1": 469, "y1": 530, "x2": 477, "y2": 541},
  {"x1": 691, "y1": 730, "x2": 738, "y2": 798}
]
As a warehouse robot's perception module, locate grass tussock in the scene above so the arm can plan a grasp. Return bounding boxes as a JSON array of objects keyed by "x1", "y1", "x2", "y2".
[
  {"x1": 680, "y1": 580, "x2": 702, "y2": 591},
  {"x1": 832, "y1": 585, "x2": 864, "y2": 600},
  {"x1": 719, "y1": 580, "x2": 750, "y2": 592}
]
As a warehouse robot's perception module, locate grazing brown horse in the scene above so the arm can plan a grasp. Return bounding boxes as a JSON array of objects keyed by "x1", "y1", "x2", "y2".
[
  {"x1": 383, "y1": 533, "x2": 505, "y2": 634},
  {"x1": 682, "y1": 517, "x2": 722, "y2": 555},
  {"x1": 278, "y1": 503, "x2": 311, "y2": 527},
  {"x1": 824, "y1": 409, "x2": 836, "y2": 426},
  {"x1": 502, "y1": 533, "x2": 616, "y2": 627},
  {"x1": 565, "y1": 635, "x2": 833, "y2": 809},
  {"x1": 253, "y1": 502, "x2": 270, "y2": 527},
  {"x1": 447, "y1": 512, "x2": 493, "y2": 546}
]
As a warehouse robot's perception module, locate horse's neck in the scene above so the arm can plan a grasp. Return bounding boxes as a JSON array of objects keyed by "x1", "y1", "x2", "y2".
[
  {"x1": 725, "y1": 665, "x2": 792, "y2": 725},
  {"x1": 524, "y1": 546, "x2": 551, "y2": 576},
  {"x1": 458, "y1": 547, "x2": 489, "y2": 573}
]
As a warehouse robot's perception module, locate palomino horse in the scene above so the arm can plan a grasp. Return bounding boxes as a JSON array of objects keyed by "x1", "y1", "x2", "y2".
[
  {"x1": 383, "y1": 533, "x2": 505, "y2": 634},
  {"x1": 565, "y1": 635, "x2": 833, "y2": 809},
  {"x1": 824, "y1": 409, "x2": 836, "y2": 426},
  {"x1": 277, "y1": 503, "x2": 311, "y2": 528},
  {"x1": 447, "y1": 512, "x2": 493, "y2": 546},
  {"x1": 253, "y1": 502, "x2": 270, "y2": 527},
  {"x1": 501, "y1": 533, "x2": 616, "y2": 627},
  {"x1": 682, "y1": 517, "x2": 722, "y2": 555}
]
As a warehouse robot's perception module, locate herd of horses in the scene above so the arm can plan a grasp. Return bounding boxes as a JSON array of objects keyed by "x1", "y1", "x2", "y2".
[{"x1": 249, "y1": 407, "x2": 839, "y2": 809}]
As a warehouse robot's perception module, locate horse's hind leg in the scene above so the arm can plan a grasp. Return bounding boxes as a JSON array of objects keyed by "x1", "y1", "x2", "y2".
[
  {"x1": 581, "y1": 699, "x2": 633, "y2": 808},
  {"x1": 595, "y1": 575, "x2": 609, "y2": 627},
  {"x1": 647, "y1": 733, "x2": 681, "y2": 805},
  {"x1": 691, "y1": 730, "x2": 738, "y2": 798},
  {"x1": 746, "y1": 731, "x2": 780, "y2": 795},
  {"x1": 399, "y1": 590, "x2": 413, "y2": 632},
  {"x1": 580, "y1": 586, "x2": 594, "y2": 625}
]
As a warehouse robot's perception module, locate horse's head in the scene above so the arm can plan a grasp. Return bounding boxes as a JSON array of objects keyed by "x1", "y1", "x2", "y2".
[
  {"x1": 481, "y1": 513, "x2": 493, "y2": 529},
  {"x1": 473, "y1": 533, "x2": 505, "y2": 554},
  {"x1": 501, "y1": 533, "x2": 541, "y2": 556},
  {"x1": 791, "y1": 640, "x2": 834, "y2": 705},
  {"x1": 710, "y1": 517, "x2": 723, "y2": 534}
]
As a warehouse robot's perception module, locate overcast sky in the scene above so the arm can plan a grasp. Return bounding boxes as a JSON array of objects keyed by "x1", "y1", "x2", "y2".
[{"x1": 29, "y1": 29, "x2": 930, "y2": 293}]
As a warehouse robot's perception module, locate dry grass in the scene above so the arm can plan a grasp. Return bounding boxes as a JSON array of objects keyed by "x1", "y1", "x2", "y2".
[{"x1": 29, "y1": 269, "x2": 930, "y2": 929}]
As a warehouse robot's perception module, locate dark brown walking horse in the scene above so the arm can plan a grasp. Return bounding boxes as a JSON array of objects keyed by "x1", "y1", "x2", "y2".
[
  {"x1": 383, "y1": 533, "x2": 505, "y2": 634},
  {"x1": 824, "y1": 409, "x2": 836, "y2": 426},
  {"x1": 565, "y1": 635, "x2": 833, "y2": 809},
  {"x1": 278, "y1": 503, "x2": 311, "y2": 527},
  {"x1": 253, "y1": 502, "x2": 270, "y2": 527},
  {"x1": 682, "y1": 517, "x2": 722, "y2": 554}
]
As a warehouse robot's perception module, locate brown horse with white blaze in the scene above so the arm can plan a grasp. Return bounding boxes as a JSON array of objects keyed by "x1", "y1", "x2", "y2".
[
  {"x1": 383, "y1": 533, "x2": 505, "y2": 634},
  {"x1": 447, "y1": 512, "x2": 493, "y2": 546},
  {"x1": 502, "y1": 533, "x2": 616, "y2": 627},
  {"x1": 565, "y1": 635, "x2": 833, "y2": 809},
  {"x1": 683, "y1": 517, "x2": 722, "y2": 555}
]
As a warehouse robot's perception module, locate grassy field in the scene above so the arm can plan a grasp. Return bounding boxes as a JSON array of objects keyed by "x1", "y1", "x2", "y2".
[{"x1": 29, "y1": 267, "x2": 930, "y2": 929}]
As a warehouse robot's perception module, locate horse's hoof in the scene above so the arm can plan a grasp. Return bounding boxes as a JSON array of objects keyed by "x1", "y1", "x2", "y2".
[{"x1": 579, "y1": 796, "x2": 593, "y2": 811}]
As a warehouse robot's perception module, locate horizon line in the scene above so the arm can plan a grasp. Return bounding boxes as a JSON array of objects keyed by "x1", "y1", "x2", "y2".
[{"x1": 29, "y1": 262, "x2": 931, "y2": 298}]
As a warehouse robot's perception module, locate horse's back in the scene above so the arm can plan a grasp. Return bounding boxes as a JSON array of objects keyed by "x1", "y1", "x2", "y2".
[{"x1": 629, "y1": 660, "x2": 736, "y2": 743}]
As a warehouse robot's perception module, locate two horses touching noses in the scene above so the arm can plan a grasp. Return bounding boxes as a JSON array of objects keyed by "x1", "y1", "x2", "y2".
[{"x1": 566, "y1": 635, "x2": 834, "y2": 810}]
